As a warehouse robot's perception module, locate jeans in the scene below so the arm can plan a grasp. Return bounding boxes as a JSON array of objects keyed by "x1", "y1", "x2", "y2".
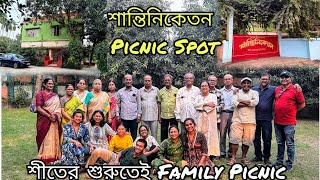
[
  {"x1": 160, "y1": 118, "x2": 178, "y2": 141},
  {"x1": 274, "y1": 123, "x2": 296, "y2": 166},
  {"x1": 121, "y1": 119, "x2": 138, "y2": 140},
  {"x1": 220, "y1": 112, "x2": 233, "y2": 156},
  {"x1": 253, "y1": 120, "x2": 272, "y2": 159}
]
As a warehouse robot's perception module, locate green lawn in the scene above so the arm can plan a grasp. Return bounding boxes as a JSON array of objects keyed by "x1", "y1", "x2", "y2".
[{"x1": 2, "y1": 108, "x2": 319, "y2": 180}]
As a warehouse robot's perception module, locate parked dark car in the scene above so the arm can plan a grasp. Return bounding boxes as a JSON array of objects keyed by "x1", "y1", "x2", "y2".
[{"x1": 0, "y1": 53, "x2": 30, "y2": 68}]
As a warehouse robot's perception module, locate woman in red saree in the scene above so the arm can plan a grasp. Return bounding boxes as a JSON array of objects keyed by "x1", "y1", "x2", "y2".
[{"x1": 36, "y1": 78, "x2": 62, "y2": 164}]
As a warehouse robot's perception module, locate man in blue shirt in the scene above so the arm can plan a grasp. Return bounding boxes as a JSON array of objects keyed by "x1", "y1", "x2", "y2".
[{"x1": 251, "y1": 72, "x2": 276, "y2": 164}]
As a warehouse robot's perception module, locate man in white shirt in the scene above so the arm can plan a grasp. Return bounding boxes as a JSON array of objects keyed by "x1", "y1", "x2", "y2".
[
  {"x1": 174, "y1": 72, "x2": 200, "y2": 134},
  {"x1": 227, "y1": 77, "x2": 259, "y2": 165}
]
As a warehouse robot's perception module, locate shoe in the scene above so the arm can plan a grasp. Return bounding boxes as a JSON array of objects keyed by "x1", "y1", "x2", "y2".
[
  {"x1": 227, "y1": 158, "x2": 236, "y2": 166},
  {"x1": 251, "y1": 157, "x2": 263, "y2": 162},
  {"x1": 79, "y1": 168, "x2": 86, "y2": 174},
  {"x1": 220, "y1": 155, "x2": 226, "y2": 158},
  {"x1": 241, "y1": 158, "x2": 251, "y2": 165},
  {"x1": 285, "y1": 165, "x2": 293, "y2": 172},
  {"x1": 210, "y1": 156, "x2": 220, "y2": 161},
  {"x1": 264, "y1": 158, "x2": 271, "y2": 165},
  {"x1": 272, "y1": 161, "x2": 283, "y2": 167}
]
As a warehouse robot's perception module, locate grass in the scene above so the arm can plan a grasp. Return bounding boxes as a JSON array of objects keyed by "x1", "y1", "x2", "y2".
[{"x1": 2, "y1": 107, "x2": 319, "y2": 180}]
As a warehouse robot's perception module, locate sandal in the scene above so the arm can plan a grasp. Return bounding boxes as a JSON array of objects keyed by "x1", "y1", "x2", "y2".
[
  {"x1": 241, "y1": 158, "x2": 251, "y2": 165},
  {"x1": 227, "y1": 158, "x2": 236, "y2": 166}
]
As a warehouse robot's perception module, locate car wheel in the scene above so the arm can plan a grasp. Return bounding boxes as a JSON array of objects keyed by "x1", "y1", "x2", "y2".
[
  {"x1": 0, "y1": 61, "x2": 2, "y2": 66},
  {"x1": 13, "y1": 62, "x2": 18, "y2": 69}
]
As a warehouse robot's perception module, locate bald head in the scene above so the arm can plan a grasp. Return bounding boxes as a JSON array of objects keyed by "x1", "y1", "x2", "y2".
[
  {"x1": 223, "y1": 74, "x2": 233, "y2": 88},
  {"x1": 124, "y1": 74, "x2": 133, "y2": 88}
]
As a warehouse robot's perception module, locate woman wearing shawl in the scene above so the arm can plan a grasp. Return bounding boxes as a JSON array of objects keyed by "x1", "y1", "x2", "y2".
[
  {"x1": 60, "y1": 84, "x2": 84, "y2": 128},
  {"x1": 84, "y1": 79, "x2": 111, "y2": 123},
  {"x1": 35, "y1": 78, "x2": 62, "y2": 164},
  {"x1": 194, "y1": 81, "x2": 220, "y2": 158}
]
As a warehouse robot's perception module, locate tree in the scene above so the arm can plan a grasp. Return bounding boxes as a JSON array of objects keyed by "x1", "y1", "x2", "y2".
[
  {"x1": 98, "y1": 0, "x2": 171, "y2": 83},
  {"x1": 216, "y1": 0, "x2": 320, "y2": 37},
  {"x1": 169, "y1": 0, "x2": 221, "y2": 84}
]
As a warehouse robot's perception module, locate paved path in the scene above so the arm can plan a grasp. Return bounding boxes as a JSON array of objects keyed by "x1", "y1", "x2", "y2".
[
  {"x1": 223, "y1": 57, "x2": 320, "y2": 69},
  {"x1": 0, "y1": 65, "x2": 101, "y2": 76}
]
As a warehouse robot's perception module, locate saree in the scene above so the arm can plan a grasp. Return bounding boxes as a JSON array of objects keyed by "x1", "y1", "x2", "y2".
[
  {"x1": 107, "y1": 92, "x2": 118, "y2": 141},
  {"x1": 73, "y1": 90, "x2": 89, "y2": 104},
  {"x1": 61, "y1": 95, "x2": 84, "y2": 128},
  {"x1": 85, "y1": 91, "x2": 110, "y2": 120},
  {"x1": 36, "y1": 91, "x2": 62, "y2": 164},
  {"x1": 195, "y1": 94, "x2": 220, "y2": 156}
]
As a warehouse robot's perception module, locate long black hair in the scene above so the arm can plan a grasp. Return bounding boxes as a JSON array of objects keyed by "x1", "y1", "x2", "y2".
[{"x1": 89, "y1": 110, "x2": 106, "y2": 127}]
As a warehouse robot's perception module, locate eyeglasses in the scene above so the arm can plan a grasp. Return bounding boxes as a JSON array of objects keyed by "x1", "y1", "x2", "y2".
[
  {"x1": 140, "y1": 130, "x2": 147, "y2": 132},
  {"x1": 78, "y1": 83, "x2": 86, "y2": 85},
  {"x1": 280, "y1": 76, "x2": 290, "y2": 79}
]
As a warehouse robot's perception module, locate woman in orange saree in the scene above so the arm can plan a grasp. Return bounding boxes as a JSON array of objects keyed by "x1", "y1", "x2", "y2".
[
  {"x1": 36, "y1": 78, "x2": 62, "y2": 164},
  {"x1": 84, "y1": 79, "x2": 111, "y2": 123}
]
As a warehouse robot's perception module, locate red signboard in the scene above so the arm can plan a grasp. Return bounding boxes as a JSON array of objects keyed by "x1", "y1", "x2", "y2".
[{"x1": 232, "y1": 35, "x2": 280, "y2": 62}]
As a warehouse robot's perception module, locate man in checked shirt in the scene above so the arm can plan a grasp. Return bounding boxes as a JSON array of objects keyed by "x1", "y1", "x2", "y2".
[{"x1": 208, "y1": 75, "x2": 225, "y2": 160}]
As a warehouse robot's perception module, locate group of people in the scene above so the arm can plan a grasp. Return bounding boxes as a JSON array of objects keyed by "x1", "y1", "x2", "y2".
[{"x1": 34, "y1": 70, "x2": 305, "y2": 174}]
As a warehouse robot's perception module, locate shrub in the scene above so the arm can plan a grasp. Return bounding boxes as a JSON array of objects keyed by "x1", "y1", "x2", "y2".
[
  {"x1": 63, "y1": 39, "x2": 83, "y2": 69},
  {"x1": 9, "y1": 86, "x2": 30, "y2": 108},
  {"x1": 214, "y1": 66, "x2": 319, "y2": 118}
]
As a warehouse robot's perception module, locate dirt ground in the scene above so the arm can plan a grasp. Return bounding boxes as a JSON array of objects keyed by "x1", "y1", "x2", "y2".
[{"x1": 222, "y1": 57, "x2": 320, "y2": 69}]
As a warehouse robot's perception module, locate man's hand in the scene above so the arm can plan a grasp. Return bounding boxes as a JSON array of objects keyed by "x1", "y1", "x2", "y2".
[
  {"x1": 116, "y1": 116, "x2": 121, "y2": 122},
  {"x1": 136, "y1": 116, "x2": 141, "y2": 123},
  {"x1": 294, "y1": 84, "x2": 302, "y2": 92}
]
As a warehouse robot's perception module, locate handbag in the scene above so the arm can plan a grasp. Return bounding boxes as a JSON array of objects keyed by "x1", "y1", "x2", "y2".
[
  {"x1": 30, "y1": 103, "x2": 37, "y2": 113},
  {"x1": 30, "y1": 92, "x2": 42, "y2": 113}
]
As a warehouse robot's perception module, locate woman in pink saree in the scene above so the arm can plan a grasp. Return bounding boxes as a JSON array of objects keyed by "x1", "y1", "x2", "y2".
[
  {"x1": 107, "y1": 80, "x2": 118, "y2": 141},
  {"x1": 36, "y1": 78, "x2": 62, "y2": 164}
]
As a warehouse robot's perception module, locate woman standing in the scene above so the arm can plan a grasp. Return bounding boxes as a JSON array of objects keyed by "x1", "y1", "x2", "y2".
[
  {"x1": 60, "y1": 84, "x2": 84, "y2": 128},
  {"x1": 84, "y1": 79, "x2": 110, "y2": 123},
  {"x1": 107, "y1": 80, "x2": 118, "y2": 141},
  {"x1": 181, "y1": 118, "x2": 214, "y2": 173},
  {"x1": 36, "y1": 78, "x2": 61, "y2": 164},
  {"x1": 54, "y1": 110, "x2": 94, "y2": 165},
  {"x1": 86, "y1": 110, "x2": 116, "y2": 149},
  {"x1": 194, "y1": 81, "x2": 220, "y2": 158},
  {"x1": 73, "y1": 78, "x2": 89, "y2": 104},
  {"x1": 151, "y1": 125, "x2": 187, "y2": 170}
]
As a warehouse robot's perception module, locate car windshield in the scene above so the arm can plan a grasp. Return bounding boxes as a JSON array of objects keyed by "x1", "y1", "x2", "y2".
[{"x1": 15, "y1": 54, "x2": 24, "y2": 58}]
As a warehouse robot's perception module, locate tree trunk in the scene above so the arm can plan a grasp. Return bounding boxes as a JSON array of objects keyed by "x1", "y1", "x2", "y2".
[{"x1": 89, "y1": 42, "x2": 96, "y2": 65}]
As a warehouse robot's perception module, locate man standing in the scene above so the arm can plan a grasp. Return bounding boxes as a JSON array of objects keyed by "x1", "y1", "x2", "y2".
[
  {"x1": 208, "y1": 75, "x2": 225, "y2": 128},
  {"x1": 220, "y1": 74, "x2": 237, "y2": 158},
  {"x1": 273, "y1": 70, "x2": 305, "y2": 172},
  {"x1": 137, "y1": 75, "x2": 160, "y2": 140},
  {"x1": 175, "y1": 72, "x2": 200, "y2": 134},
  {"x1": 251, "y1": 73, "x2": 275, "y2": 164},
  {"x1": 158, "y1": 74, "x2": 179, "y2": 141},
  {"x1": 208, "y1": 75, "x2": 224, "y2": 160},
  {"x1": 116, "y1": 74, "x2": 139, "y2": 140},
  {"x1": 228, "y1": 77, "x2": 259, "y2": 165}
]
